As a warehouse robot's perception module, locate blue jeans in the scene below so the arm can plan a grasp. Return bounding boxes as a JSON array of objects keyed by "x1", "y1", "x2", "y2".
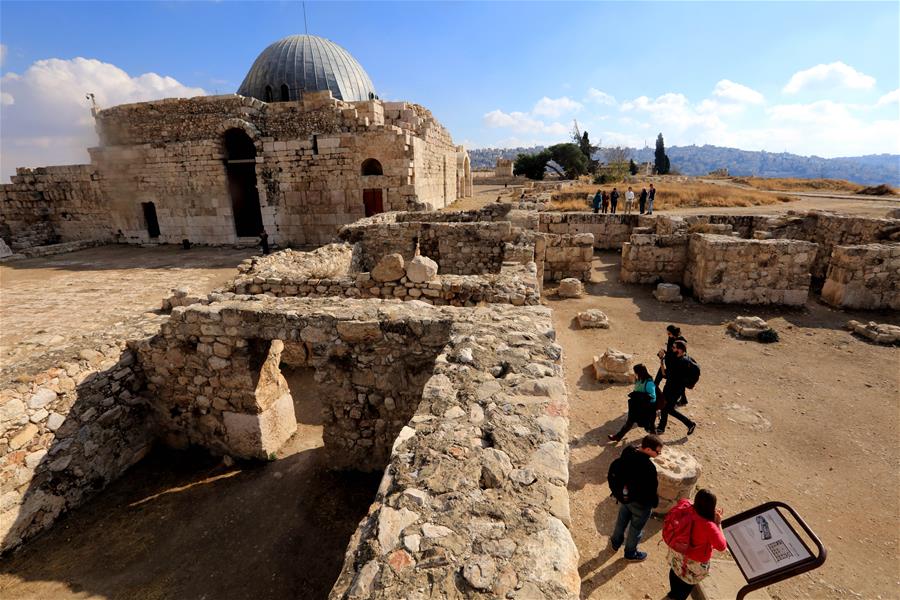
[{"x1": 610, "y1": 501, "x2": 652, "y2": 555}]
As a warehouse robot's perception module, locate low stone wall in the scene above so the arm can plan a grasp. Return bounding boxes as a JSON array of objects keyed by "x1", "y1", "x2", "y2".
[
  {"x1": 397, "y1": 203, "x2": 513, "y2": 223},
  {"x1": 538, "y1": 212, "x2": 639, "y2": 249},
  {"x1": 540, "y1": 232, "x2": 594, "y2": 281},
  {"x1": 231, "y1": 263, "x2": 541, "y2": 306},
  {"x1": 0, "y1": 342, "x2": 153, "y2": 552},
  {"x1": 686, "y1": 234, "x2": 817, "y2": 306},
  {"x1": 340, "y1": 220, "x2": 514, "y2": 275},
  {"x1": 620, "y1": 234, "x2": 689, "y2": 284},
  {"x1": 821, "y1": 243, "x2": 900, "y2": 310}
]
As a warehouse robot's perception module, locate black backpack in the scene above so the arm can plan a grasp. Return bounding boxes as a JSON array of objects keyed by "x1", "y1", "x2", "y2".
[
  {"x1": 684, "y1": 355, "x2": 701, "y2": 389},
  {"x1": 607, "y1": 455, "x2": 630, "y2": 503}
]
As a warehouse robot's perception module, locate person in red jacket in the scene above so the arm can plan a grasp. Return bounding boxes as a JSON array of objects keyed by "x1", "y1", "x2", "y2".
[{"x1": 665, "y1": 489, "x2": 728, "y2": 600}]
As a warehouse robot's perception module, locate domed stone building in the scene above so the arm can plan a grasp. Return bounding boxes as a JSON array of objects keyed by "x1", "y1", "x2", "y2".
[{"x1": 0, "y1": 35, "x2": 473, "y2": 249}]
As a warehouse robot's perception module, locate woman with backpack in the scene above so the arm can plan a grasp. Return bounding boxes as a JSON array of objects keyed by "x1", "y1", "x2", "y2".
[
  {"x1": 663, "y1": 489, "x2": 727, "y2": 600},
  {"x1": 608, "y1": 364, "x2": 656, "y2": 442}
]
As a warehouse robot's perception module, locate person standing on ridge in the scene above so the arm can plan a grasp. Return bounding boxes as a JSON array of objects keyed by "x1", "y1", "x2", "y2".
[
  {"x1": 592, "y1": 189, "x2": 603, "y2": 213},
  {"x1": 610, "y1": 187, "x2": 619, "y2": 214},
  {"x1": 639, "y1": 187, "x2": 648, "y2": 214},
  {"x1": 647, "y1": 183, "x2": 656, "y2": 214},
  {"x1": 624, "y1": 186, "x2": 635, "y2": 214}
]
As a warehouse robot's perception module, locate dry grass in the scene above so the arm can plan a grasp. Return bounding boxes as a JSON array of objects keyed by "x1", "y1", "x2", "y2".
[
  {"x1": 731, "y1": 177, "x2": 865, "y2": 193},
  {"x1": 550, "y1": 181, "x2": 784, "y2": 211}
]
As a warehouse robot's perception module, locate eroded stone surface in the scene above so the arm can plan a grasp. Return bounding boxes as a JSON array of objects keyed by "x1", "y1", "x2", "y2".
[
  {"x1": 558, "y1": 278, "x2": 585, "y2": 298},
  {"x1": 592, "y1": 348, "x2": 635, "y2": 383},
  {"x1": 847, "y1": 320, "x2": 900, "y2": 345},
  {"x1": 576, "y1": 309, "x2": 609, "y2": 329}
]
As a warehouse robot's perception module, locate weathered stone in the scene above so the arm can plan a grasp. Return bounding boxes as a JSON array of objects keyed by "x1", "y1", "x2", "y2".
[
  {"x1": 405, "y1": 254, "x2": 438, "y2": 283},
  {"x1": 653, "y1": 282, "x2": 683, "y2": 302},
  {"x1": 557, "y1": 278, "x2": 584, "y2": 298},
  {"x1": 10, "y1": 424, "x2": 39, "y2": 450},
  {"x1": 0, "y1": 398, "x2": 26, "y2": 422},
  {"x1": 377, "y1": 507, "x2": 420, "y2": 554},
  {"x1": 28, "y1": 388, "x2": 57, "y2": 410},
  {"x1": 847, "y1": 320, "x2": 900, "y2": 345},
  {"x1": 371, "y1": 253, "x2": 405, "y2": 282},
  {"x1": 480, "y1": 448, "x2": 513, "y2": 488},
  {"x1": 463, "y1": 555, "x2": 498, "y2": 590},
  {"x1": 421, "y1": 523, "x2": 453, "y2": 538},
  {"x1": 652, "y1": 446, "x2": 702, "y2": 514},
  {"x1": 593, "y1": 348, "x2": 635, "y2": 383},
  {"x1": 728, "y1": 316, "x2": 773, "y2": 340},
  {"x1": 46, "y1": 412, "x2": 65, "y2": 431},
  {"x1": 576, "y1": 309, "x2": 609, "y2": 329}
]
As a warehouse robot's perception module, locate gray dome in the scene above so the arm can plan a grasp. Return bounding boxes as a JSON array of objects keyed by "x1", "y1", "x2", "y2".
[{"x1": 238, "y1": 35, "x2": 376, "y2": 103}]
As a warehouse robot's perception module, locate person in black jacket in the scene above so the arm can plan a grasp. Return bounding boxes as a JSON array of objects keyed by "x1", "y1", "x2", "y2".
[
  {"x1": 639, "y1": 187, "x2": 648, "y2": 214},
  {"x1": 657, "y1": 340, "x2": 697, "y2": 435},
  {"x1": 609, "y1": 434, "x2": 663, "y2": 561},
  {"x1": 610, "y1": 187, "x2": 619, "y2": 214}
]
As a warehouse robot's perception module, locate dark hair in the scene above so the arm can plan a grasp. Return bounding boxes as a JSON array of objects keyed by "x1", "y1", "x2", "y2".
[
  {"x1": 633, "y1": 363, "x2": 651, "y2": 381},
  {"x1": 666, "y1": 324, "x2": 681, "y2": 336},
  {"x1": 641, "y1": 434, "x2": 663, "y2": 451},
  {"x1": 694, "y1": 488, "x2": 717, "y2": 521},
  {"x1": 673, "y1": 340, "x2": 687, "y2": 353}
]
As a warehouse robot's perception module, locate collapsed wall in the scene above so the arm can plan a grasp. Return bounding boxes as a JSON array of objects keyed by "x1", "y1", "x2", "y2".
[
  {"x1": 821, "y1": 244, "x2": 900, "y2": 310},
  {"x1": 685, "y1": 235, "x2": 817, "y2": 306},
  {"x1": 0, "y1": 343, "x2": 153, "y2": 552}
]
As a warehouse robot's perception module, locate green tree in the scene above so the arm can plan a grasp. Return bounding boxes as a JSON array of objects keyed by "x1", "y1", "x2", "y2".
[
  {"x1": 629, "y1": 158, "x2": 639, "y2": 176},
  {"x1": 655, "y1": 133, "x2": 670, "y2": 175},
  {"x1": 572, "y1": 120, "x2": 599, "y2": 172},
  {"x1": 548, "y1": 143, "x2": 590, "y2": 179},
  {"x1": 514, "y1": 150, "x2": 551, "y2": 180}
]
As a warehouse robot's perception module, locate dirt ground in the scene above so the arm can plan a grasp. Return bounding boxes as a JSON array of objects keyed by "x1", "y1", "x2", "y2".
[
  {"x1": 0, "y1": 245, "x2": 256, "y2": 379},
  {"x1": 553, "y1": 253, "x2": 900, "y2": 600},
  {"x1": 0, "y1": 367, "x2": 381, "y2": 600}
]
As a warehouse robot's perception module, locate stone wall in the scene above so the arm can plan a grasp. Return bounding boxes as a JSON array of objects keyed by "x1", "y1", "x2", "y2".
[
  {"x1": 821, "y1": 243, "x2": 900, "y2": 310},
  {"x1": 538, "y1": 212, "x2": 639, "y2": 249},
  {"x1": 686, "y1": 234, "x2": 817, "y2": 306},
  {"x1": 0, "y1": 165, "x2": 110, "y2": 250},
  {"x1": 539, "y1": 233, "x2": 594, "y2": 281},
  {"x1": 620, "y1": 233, "x2": 689, "y2": 284},
  {"x1": 1, "y1": 342, "x2": 153, "y2": 552}
]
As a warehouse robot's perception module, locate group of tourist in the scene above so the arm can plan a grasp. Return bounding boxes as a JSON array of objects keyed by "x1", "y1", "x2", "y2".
[
  {"x1": 592, "y1": 183, "x2": 656, "y2": 215},
  {"x1": 604, "y1": 325, "x2": 720, "y2": 600}
]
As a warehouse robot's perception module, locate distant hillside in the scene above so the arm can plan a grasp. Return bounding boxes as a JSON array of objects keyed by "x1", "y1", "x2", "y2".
[{"x1": 468, "y1": 144, "x2": 900, "y2": 186}]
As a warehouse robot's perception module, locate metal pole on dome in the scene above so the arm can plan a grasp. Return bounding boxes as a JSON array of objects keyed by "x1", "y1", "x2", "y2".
[{"x1": 303, "y1": 1, "x2": 309, "y2": 35}]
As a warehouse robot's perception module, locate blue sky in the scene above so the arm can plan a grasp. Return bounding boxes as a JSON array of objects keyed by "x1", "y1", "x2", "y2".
[{"x1": 1, "y1": 1, "x2": 898, "y2": 179}]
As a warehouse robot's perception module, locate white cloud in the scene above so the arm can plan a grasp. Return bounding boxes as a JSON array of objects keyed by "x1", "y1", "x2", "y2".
[
  {"x1": 713, "y1": 79, "x2": 764, "y2": 104},
  {"x1": 1, "y1": 57, "x2": 205, "y2": 181},
  {"x1": 532, "y1": 96, "x2": 582, "y2": 118},
  {"x1": 482, "y1": 109, "x2": 568, "y2": 136},
  {"x1": 876, "y1": 88, "x2": 900, "y2": 107},
  {"x1": 0, "y1": 44, "x2": 7, "y2": 67},
  {"x1": 586, "y1": 88, "x2": 617, "y2": 105},
  {"x1": 783, "y1": 61, "x2": 876, "y2": 94},
  {"x1": 621, "y1": 93, "x2": 725, "y2": 133}
]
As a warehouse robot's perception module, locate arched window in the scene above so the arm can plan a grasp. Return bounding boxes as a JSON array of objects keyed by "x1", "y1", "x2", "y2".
[
  {"x1": 361, "y1": 158, "x2": 383, "y2": 176},
  {"x1": 280, "y1": 84, "x2": 289, "y2": 101},
  {"x1": 264, "y1": 85, "x2": 273, "y2": 102}
]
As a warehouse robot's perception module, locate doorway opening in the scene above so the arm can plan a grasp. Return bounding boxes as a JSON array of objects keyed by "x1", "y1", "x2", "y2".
[
  {"x1": 141, "y1": 202, "x2": 160, "y2": 238},
  {"x1": 363, "y1": 189, "x2": 384, "y2": 217},
  {"x1": 223, "y1": 129, "x2": 264, "y2": 237}
]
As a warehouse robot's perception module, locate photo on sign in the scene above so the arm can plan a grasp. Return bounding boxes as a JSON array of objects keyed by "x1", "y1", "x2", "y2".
[{"x1": 724, "y1": 508, "x2": 813, "y2": 580}]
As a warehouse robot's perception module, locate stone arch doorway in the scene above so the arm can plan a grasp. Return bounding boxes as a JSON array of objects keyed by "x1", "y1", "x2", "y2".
[
  {"x1": 363, "y1": 189, "x2": 383, "y2": 217},
  {"x1": 141, "y1": 201, "x2": 160, "y2": 238},
  {"x1": 224, "y1": 129, "x2": 264, "y2": 237}
]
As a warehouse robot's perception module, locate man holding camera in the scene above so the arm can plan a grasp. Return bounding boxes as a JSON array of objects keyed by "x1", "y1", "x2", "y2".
[{"x1": 657, "y1": 340, "x2": 697, "y2": 435}]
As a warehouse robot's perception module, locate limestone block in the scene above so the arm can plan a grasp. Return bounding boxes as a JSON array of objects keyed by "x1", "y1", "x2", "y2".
[
  {"x1": 223, "y1": 393, "x2": 296, "y2": 459},
  {"x1": 576, "y1": 309, "x2": 609, "y2": 329},
  {"x1": 727, "y1": 316, "x2": 771, "y2": 339},
  {"x1": 652, "y1": 446, "x2": 701, "y2": 515},
  {"x1": 372, "y1": 253, "x2": 405, "y2": 282},
  {"x1": 558, "y1": 278, "x2": 585, "y2": 298},
  {"x1": 653, "y1": 283, "x2": 683, "y2": 303},
  {"x1": 405, "y1": 255, "x2": 438, "y2": 283},
  {"x1": 592, "y1": 348, "x2": 635, "y2": 383},
  {"x1": 847, "y1": 320, "x2": 900, "y2": 345}
]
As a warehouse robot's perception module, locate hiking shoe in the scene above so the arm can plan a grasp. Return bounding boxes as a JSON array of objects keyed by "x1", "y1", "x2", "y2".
[
  {"x1": 625, "y1": 551, "x2": 648, "y2": 561},
  {"x1": 687, "y1": 423, "x2": 696, "y2": 435}
]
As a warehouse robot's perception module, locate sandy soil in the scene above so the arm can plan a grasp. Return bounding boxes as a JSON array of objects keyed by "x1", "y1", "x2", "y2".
[
  {"x1": 0, "y1": 367, "x2": 381, "y2": 600},
  {"x1": 0, "y1": 245, "x2": 256, "y2": 378},
  {"x1": 553, "y1": 252, "x2": 899, "y2": 600}
]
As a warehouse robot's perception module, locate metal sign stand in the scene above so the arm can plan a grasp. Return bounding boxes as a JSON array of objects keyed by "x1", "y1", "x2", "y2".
[{"x1": 721, "y1": 501, "x2": 827, "y2": 600}]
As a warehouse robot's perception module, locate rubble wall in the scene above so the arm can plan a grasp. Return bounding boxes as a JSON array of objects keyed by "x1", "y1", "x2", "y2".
[
  {"x1": 620, "y1": 234, "x2": 689, "y2": 283},
  {"x1": 539, "y1": 233, "x2": 594, "y2": 281},
  {"x1": 0, "y1": 343, "x2": 154, "y2": 552},
  {"x1": 686, "y1": 234, "x2": 817, "y2": 305},
  {"x1": 538, "y1": 213, "x2": 639, "y2": 249},
  {"x1": 821, "y1": 243, "x2": 900, "y2": 310},
  {"x1": 0, "y1": 165, "x2": 110, "y2": 250},
  {"x1": 341, "y1": 221, "x2": 515, "y2": 275}
]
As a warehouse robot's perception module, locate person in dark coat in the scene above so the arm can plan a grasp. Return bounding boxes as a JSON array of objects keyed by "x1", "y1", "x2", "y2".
[
  {"x1": 639, "y1": 188, "x2": 648, "y2": 213},
  {"x1": 657, "y1": 340, "x2": 697, "y2": 435},
  {"x1": 592, "y1": 190, "x2": 602, "y2": 213},
  {"x1": 601, "y1": 190, "x2": 610, "y2": 214},
  {"x1": 610, "y1": 187, "x2": 619, "y2": 214},
  {"x1": 609, "y1": 364, "x2": 657, "y2": 441},
  {"x1": 609, "y1": 434, "x2": 662, "y2": 561},
  {"x1": 259, "y1": 229, "x2": 270, "y2": 255}
]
